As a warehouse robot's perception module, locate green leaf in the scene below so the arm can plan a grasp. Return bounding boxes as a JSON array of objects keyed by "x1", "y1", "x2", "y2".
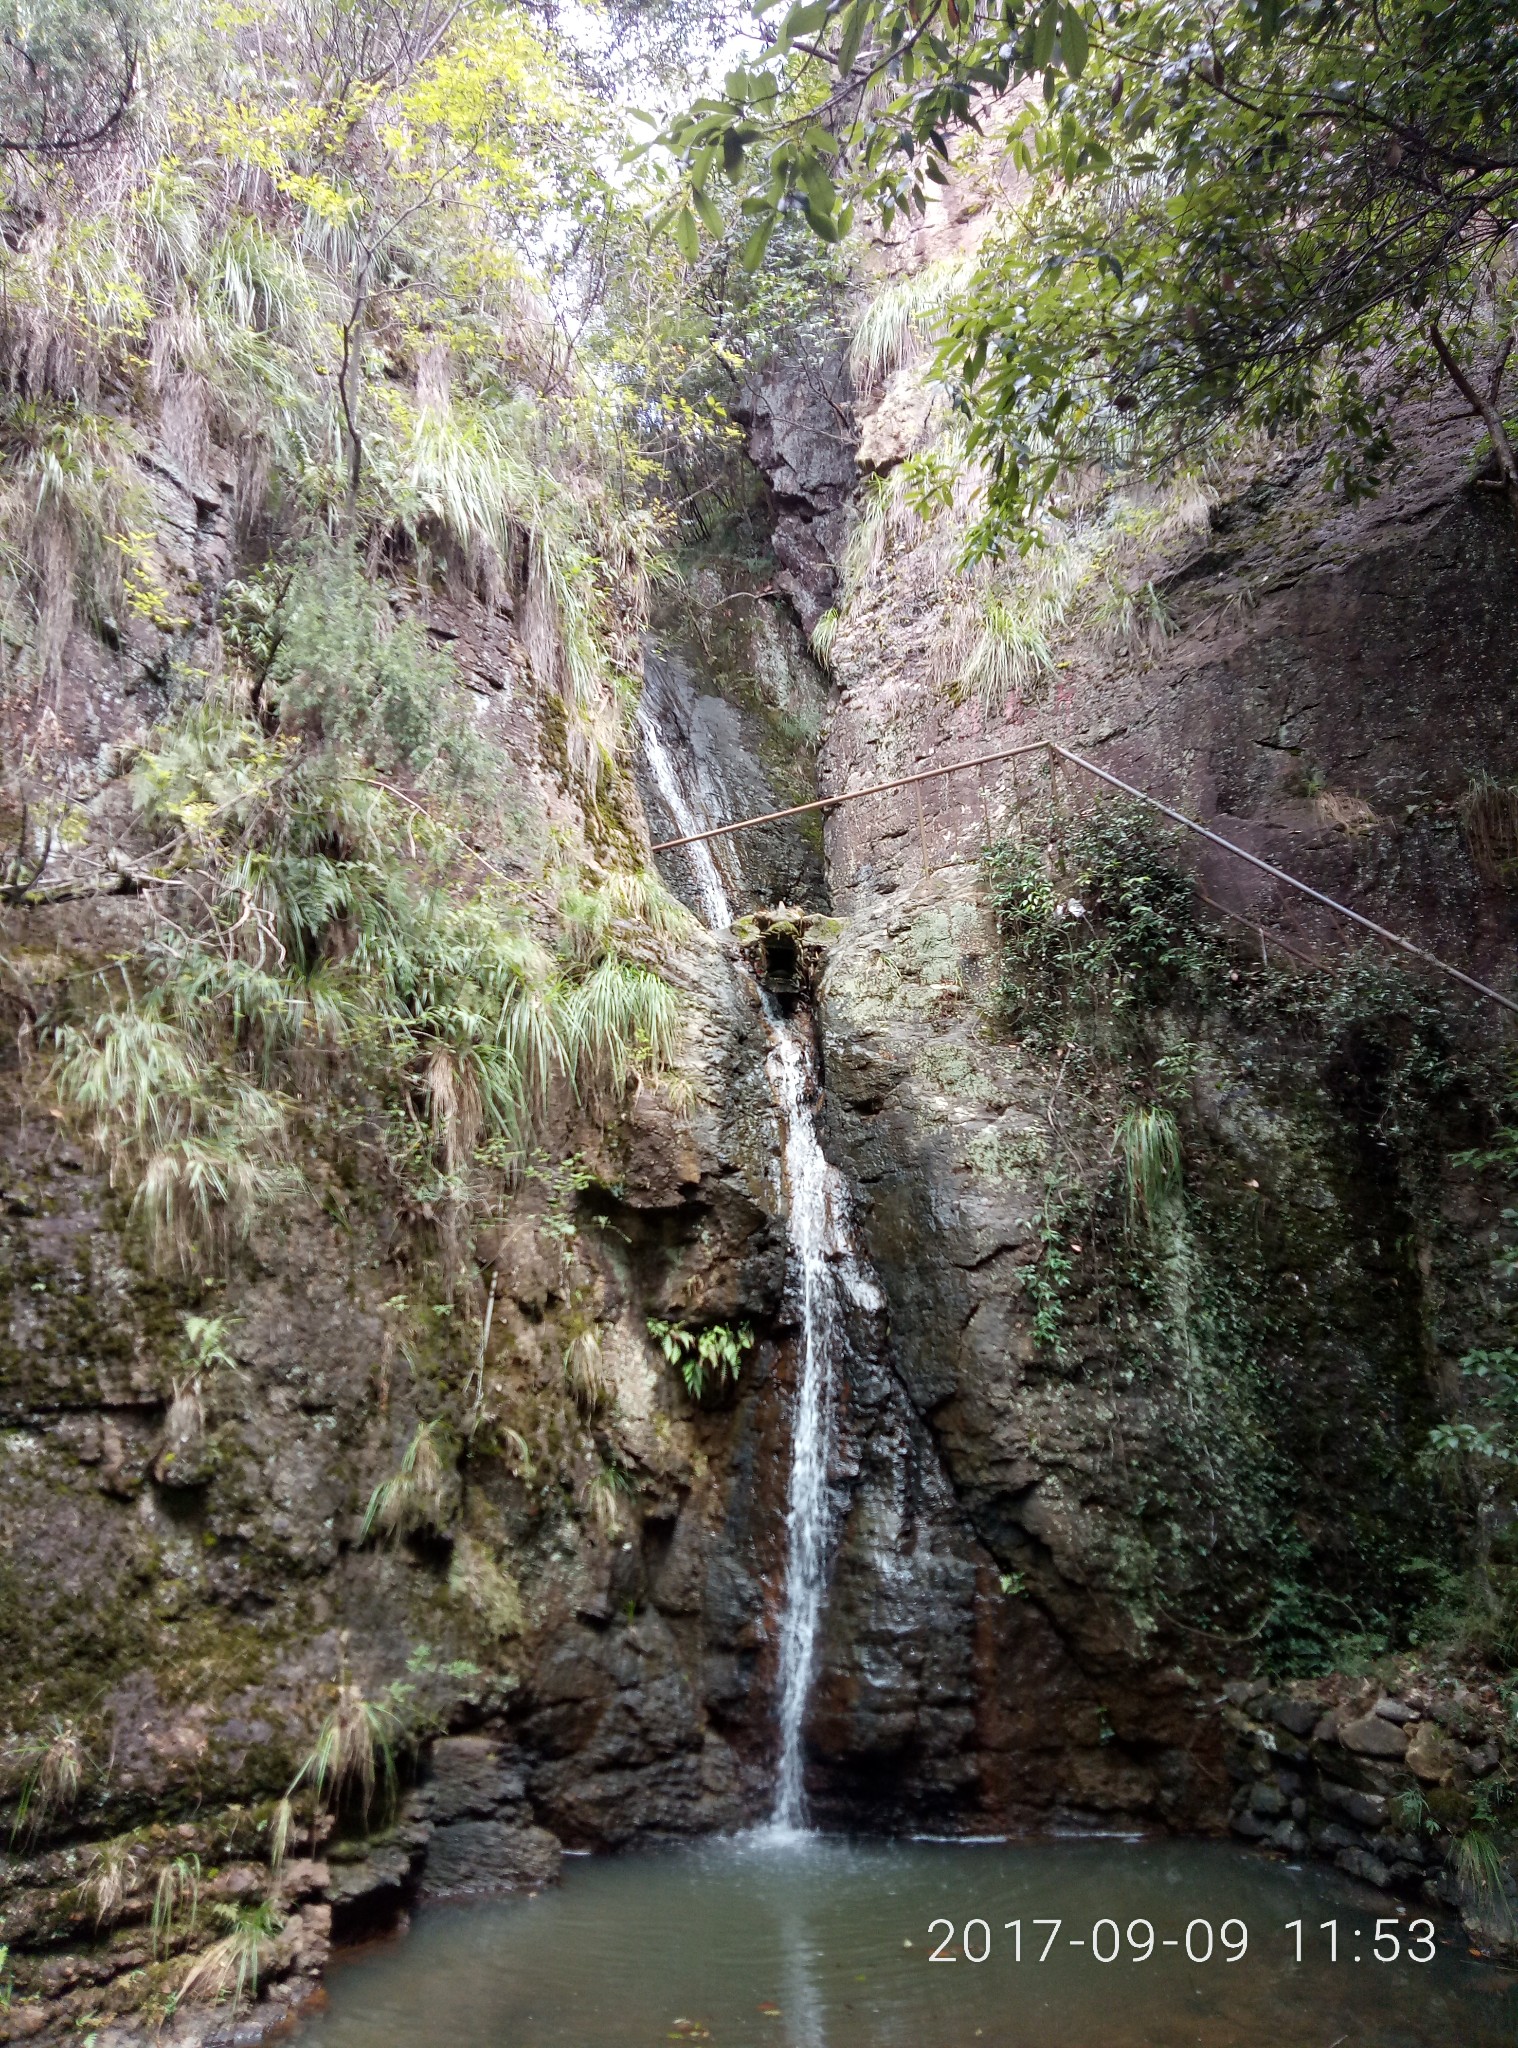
[
  {"x1": 672, "y1": 205, "x2": 700, "y2": 263},
  {"x1": 838, "y1": 0, "x2": 871, "y2": 72},
  {"x1": 1061, "y1": 5, "x2": 1088, "y2": 80},
  {"x1": 778, "y1": 0, "x2": 830, "y2": 50},
  {"x1": 692, "y1": 187, "x2": 723, "y2": 238},
  {"x1": 1031, "y1": 1, "x2": 1057, "y2": 71},
  {"x1": 800, "y1": 155, "x2": 836, "y2": 214},
  {"x1": 739, "y1": 213, "x2": 777, "y2": 271}
]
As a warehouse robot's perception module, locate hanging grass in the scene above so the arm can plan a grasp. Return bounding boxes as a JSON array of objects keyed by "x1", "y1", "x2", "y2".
[
  {"x1": 961, "y1": 591, "x2": 1055, "y2": 708},
  {"x1": 82, "y1": 1835, "x2": 142, "y2": 1929},
  {"x1": 360, "y1": 1419, "x2": 455, "y2": 1544},
  {"x1": 1115, "y1": 1104, "x2": 1182, "y2": 1229},
  {"x1": 0, "y1": 396, "x2": 140, "y2": 677},
  {"x1": 181, "y1": 1899, "x2": 284, "y2": 2011},
  {"x1": 1460, "y1": 775, "x2": 1518, "y2": 886},
  {"x1": 5, "y1": 1717, "x2": 88, "y2": 1843},
  {"x1": 566, "y1": 953, "x2": 681, "y2": 1097},
  {"x1": 563, "y1": 1327, "x2": 610, "y2": 1412},
  {"x1": 151, "y1": 1853, "x2": 202, "y2": 1957},
  {"x1": 384, "y1": 390, "x2": 535, "y2": 599},
  {"x1": 287, "y1": 1682, "x2": 400, "y2": 1824},
  {"x1": 581, "y1": 1462, "x2": 632, "y2": 1536},
  {"x1": 49, "y1": 635, "x2": 685, "y2": 1264},
  {"x1": 1452, "y1": 1826, "x2": 1512, "y2": 1919},
  {"x1": 1089, "y1": 573, "x2": 1174, "y2": 654},
  {"x1": 848, "y1": 256, "x2": 974, "y2": 387}
]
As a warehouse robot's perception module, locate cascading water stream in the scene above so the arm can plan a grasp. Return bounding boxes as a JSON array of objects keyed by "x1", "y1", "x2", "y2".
[{"x1": 638, "y1": 675, "x2": 879, "y2": 1834}]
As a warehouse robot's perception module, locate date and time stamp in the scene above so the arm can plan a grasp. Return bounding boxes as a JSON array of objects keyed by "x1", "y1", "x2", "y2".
[{"x1": 921, "y1": 1915, "x2": 1443, "y2": 1967}]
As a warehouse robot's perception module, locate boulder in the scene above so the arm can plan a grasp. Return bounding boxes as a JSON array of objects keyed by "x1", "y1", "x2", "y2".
[
  {"x1": 421, "y1": 1820, "x2": 562, "y2": 1895},
  {"x1": 1339, "y1": 1713, "x2": 1408, "y2": 1760},
  {"x1": 1373, "y1": 1697, "x2": 1418, "y2": 1725},
  {"x1": 1335, "y1": 1847, "x2": 1392, "y2": 1889},
  {"x1": 1321, "y1": 1781, "x2": 1389, "y2": 1828},
  {"x1": 1268, "y1": 1696, "x2": 1321, "y2": 1739},
  {"x1": 1404, "y1": 1720, "x2": 1460, "y2": 1785},
  {"x1": 422, "y1": 1736, "x2": 525, "y2": 1823}
]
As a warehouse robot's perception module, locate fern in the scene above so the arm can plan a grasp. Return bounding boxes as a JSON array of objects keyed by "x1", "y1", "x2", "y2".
[{"x1": 647, "y1": 1316, "x2": 754, "y2": 1398}]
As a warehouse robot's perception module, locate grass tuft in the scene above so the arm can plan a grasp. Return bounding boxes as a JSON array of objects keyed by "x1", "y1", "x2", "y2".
[
  {"x1": 152, "y1": 1853, "x2": 202, "y2": 1957},
  {"x1": 848, "y1": 256, "x2": 974, "y2": 387},
  {"x1": 1453, "y1": 1826, "x2": 1511, "y2": 1918},
  {"x1": 1115, "y1": 1104, "x2": 1182, "y2": 1228},
  {"x1": 83, "y1": 1836, "x2": 142, "y2": 1929},
  {"x1": 181, "y1": 1899, "x2": 284, "y2": 2011},
  {"x1": 288, "y1": 1683, "x2": 399, "y2": 1824},
  {"x1": 361, "y1": 1420, "x2": 454, "y2": 1545},
  {"x1": 6, "y1": 1717, "x2": 87, "y2": 1843}
]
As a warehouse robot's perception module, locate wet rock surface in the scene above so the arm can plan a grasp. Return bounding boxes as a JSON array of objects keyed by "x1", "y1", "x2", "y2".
[{"x1": 791, "y1": 366, "x2": 1518, "y2": 1923}]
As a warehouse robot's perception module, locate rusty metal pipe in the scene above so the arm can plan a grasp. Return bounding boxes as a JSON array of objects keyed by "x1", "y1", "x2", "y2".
[
  {"x1": 646, "y1": 740, "x2": 1052, "y2": 852},
  {"x1": 647, "y1": 733, "x2": 1517, "y2": 1019},
  {"x1": 1051, "y1": 745, "x2": 1518, "y2": 1018}
]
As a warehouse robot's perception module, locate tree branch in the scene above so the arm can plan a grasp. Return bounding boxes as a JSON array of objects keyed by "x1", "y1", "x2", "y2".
[{"x1": 1430, "y1": 319, "x2": 1518, "y2": 522}]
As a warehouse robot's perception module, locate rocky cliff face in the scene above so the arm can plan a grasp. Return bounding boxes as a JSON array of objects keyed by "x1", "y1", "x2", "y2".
[
  {"x1": 0, "y1": 875, "x2": 805, "y2": 2041},
  {"x1": 734, "y1": 339, "x2": 1518, "y2": 1891},
  {"x1": 0, "y1": 439, "x2": 844, "y2": 2042}
]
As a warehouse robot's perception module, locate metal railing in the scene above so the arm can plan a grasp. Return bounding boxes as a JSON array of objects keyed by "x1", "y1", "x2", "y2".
[{"x1": 648, "y1": 738, "x2": 1518, "y2": 1019}]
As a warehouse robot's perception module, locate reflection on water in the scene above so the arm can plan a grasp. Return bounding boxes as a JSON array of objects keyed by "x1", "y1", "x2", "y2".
[{"x1": 298, "y1": 1834, "x2": 1517, "y2": 2048}]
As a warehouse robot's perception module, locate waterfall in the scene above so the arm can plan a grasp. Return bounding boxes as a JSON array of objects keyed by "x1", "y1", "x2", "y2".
[
  {"x1": 762, "y1": 1010, "x2": 843, "y2": 1835},
  {"x1": 638, "y1": 664, "x2": 880, "y2": 1833}
]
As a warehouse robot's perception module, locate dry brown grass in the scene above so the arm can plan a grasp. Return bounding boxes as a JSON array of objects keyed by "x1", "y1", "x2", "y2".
[
  {"x1": 1460, "y1": 776, "x2": 1518, "y2": 884},
  {"x1": 1315, "y1": 789, "x2": 1379, "y2": 836}
]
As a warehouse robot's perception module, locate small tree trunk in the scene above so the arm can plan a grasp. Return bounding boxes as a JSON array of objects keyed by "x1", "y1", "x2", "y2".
[
  {"x1": 1429, "y1": 320, "x2": 1518, "y2": 532},
  {"x1": 339, "y1": 255, "x2": 373, "y2": 520}
]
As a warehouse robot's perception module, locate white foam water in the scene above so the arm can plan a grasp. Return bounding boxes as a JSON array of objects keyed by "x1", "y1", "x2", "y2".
[{"x1": 638, "y1": 670, "x2": 879, "y2": 1831}]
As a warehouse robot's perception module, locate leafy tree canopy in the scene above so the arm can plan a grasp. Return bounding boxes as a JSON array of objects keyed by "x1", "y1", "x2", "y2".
[
  {"x1": 662, "y1": 0, "x2": 1518, "y2": 546},
  {"x1": 0, "y1": 0, "x2": 144, "y2": 154},
  {"x1": 944, "y1": 0, "x2": 1518, "y2": 541},
  {"x1": 658, "y1": 0, "x2": 1100, "y2": 266}
]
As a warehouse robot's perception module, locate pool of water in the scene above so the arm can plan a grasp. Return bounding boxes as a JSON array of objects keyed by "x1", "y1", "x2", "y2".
[{"x1": 299, "y1": 1833, "x2": 1516, "y2": 2048}]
